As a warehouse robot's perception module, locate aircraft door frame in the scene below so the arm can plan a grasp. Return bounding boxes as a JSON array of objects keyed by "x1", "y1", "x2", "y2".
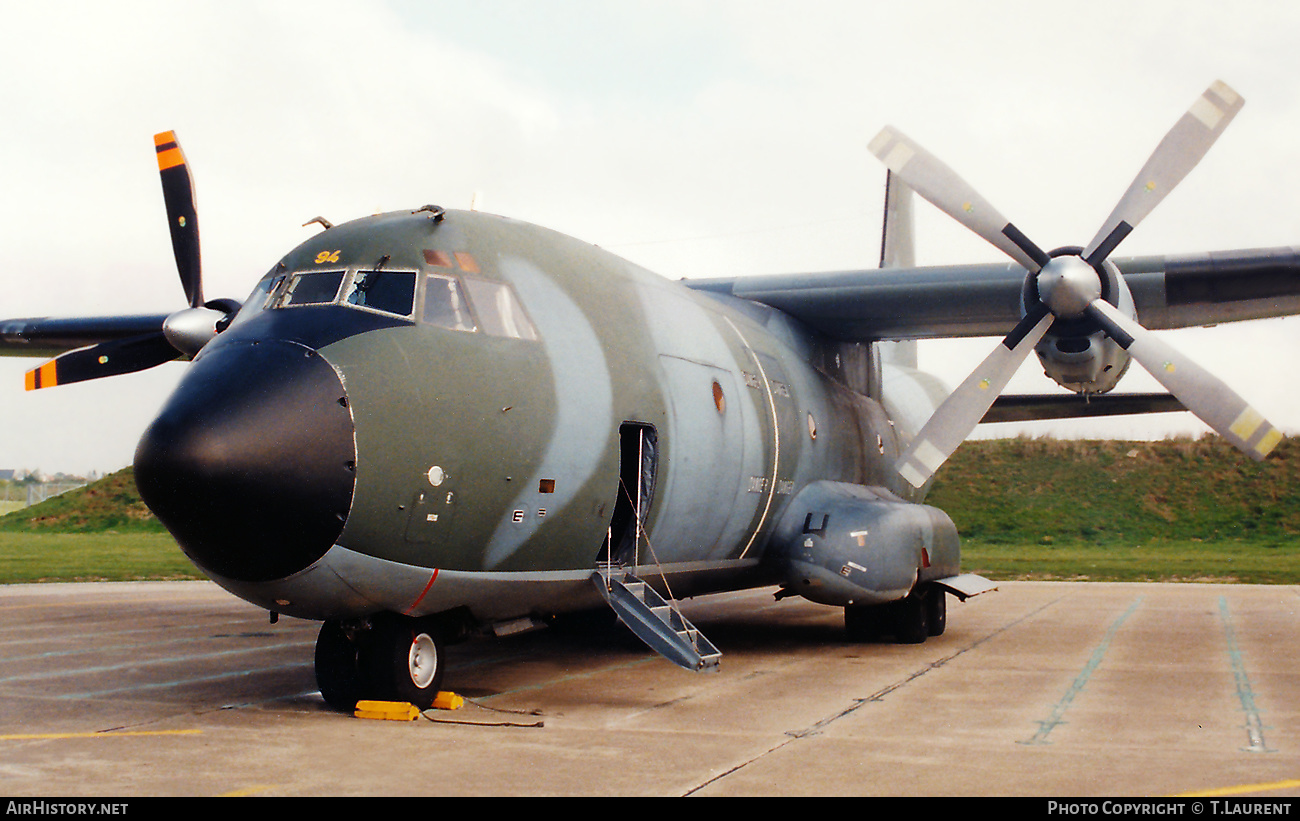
[{"x1": 597, "y1": 422, "x2": 658, "y2": 568}]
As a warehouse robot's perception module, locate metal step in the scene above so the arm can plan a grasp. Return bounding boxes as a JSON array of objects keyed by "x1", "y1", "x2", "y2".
[{"x1": 591, "y1": 572, "x2": 721, "y2": 672}]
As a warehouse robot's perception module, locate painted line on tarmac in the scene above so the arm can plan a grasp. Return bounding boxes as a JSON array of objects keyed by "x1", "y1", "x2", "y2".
[
  {"x1": 0, "y1": 729, "x2": 203, "y2": 741},
  {"x1": 1020, "y1": 596, "x2": 1142, "y2": 746},
  {"x1": 0, "y1": 640, "x2": 310, "y2": 689},
  {"x1": 1219, "y1": 596, "x2": 1273, "y2": 754},
  {"x1": 685, "y1": 591, "x2": 1070, "y2": 796},
  {"x1": 66, "y1": 661, "x2": 312, "y2": 699},
  {"x1": 1179, "y1": 778, "x2": 1300, "y2": 797},
  {"x1": 219, "y1": 784, "x2": 280, "y2": 797},
  {"x1": 0, "y1": 620, "x2": 312, "y2": 661}
]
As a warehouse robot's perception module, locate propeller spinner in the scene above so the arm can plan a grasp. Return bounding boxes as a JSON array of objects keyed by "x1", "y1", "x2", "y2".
[
  {"x1": 24, "y1": 131, "x2": 237, "y2": 390},
  {"x1": 872, "y1": 81, "x2": 1281, "y2": 489}
]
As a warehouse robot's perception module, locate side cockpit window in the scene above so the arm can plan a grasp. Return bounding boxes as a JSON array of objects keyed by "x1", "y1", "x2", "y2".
[
  {"x1": 226, "y1": 273, "x2": 286, "y2": 329},
  {"x1": 420, "y1": 272, "x2": 537, "y2": 341},
  {"x1": 462, "y1": 277, "x2": 537, "y2": 341},
  {"x1": 423, "y1": 274, "x2": 476, "y2": 332}
]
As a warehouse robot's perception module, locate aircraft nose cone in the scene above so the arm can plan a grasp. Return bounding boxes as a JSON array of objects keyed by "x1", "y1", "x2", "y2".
[{"x1": 134, "y1": 340, "x2": 356, "y2": 583}]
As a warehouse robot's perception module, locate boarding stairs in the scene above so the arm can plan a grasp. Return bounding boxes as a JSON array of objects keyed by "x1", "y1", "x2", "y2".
[{"x1": 591, "y1": 572, "x2": 721, "y2": 672}]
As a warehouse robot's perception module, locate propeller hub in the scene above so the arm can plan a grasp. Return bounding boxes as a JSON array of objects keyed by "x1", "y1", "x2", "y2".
[
  {"x1": 1037, "y1": 255, "x2": 1101, "y2": 319},
  {"x1": 162, "y1": 306, "x2": 228, "y2": 356}
]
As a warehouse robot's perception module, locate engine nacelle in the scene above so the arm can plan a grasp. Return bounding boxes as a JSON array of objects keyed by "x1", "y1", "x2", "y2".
[
  {"x1": 1029, "y1": 251, "x2": 1136, "y2": 394},
  {"x1": 768, "y1": 480, "x2": 960, "y2": 607},
  {"x1": 1035, "y1": 328, "x2": 1132, "y2": 392}
]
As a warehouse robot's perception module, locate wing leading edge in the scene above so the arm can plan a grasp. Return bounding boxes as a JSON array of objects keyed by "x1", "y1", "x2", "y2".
[
  {"x1": 0, "y1": 315, "x2": 172, "y2": 360},
  {"x1": 685, "y1": 246, "x2": 1300, "y2": 343}
]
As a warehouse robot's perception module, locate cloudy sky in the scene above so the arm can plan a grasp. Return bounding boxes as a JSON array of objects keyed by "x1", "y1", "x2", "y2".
[{"x1": 2, "y1": 0, "x2": 1298, "y2": 475}]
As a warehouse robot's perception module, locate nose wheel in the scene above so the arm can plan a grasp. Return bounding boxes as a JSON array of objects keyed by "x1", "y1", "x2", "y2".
[{"x1": 314, "y1": 614, "x2": 447, "y2": 712}]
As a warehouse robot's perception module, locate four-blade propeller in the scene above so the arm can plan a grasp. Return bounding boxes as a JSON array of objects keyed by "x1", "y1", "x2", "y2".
[
  {"x1": 25, "y1": 131, "x2": 237, "y2": 390},
  {"x1": 873, "y1": 81, "x2": 1281, "y2": 489}
]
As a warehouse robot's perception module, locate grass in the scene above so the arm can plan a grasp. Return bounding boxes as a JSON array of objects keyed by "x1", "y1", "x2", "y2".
[
  {"x1": 0, "y1": 437, "x2": 1297, "y2": 584},
  {"x1": 0, "y1": 469, "x2": 163, "y2": 534},
  {"x1": 928, "y1": 435, "x2": 1300, "y2": 584},
  {"x1": 0, "y1": 467, "x2": 202, "y2": 583},
  {"x1": 958, "y1": 539, "x2": 1299, "y2": 585},
  {"x1": 0, "y1": 532, "x2": 203, "y2": 583}
]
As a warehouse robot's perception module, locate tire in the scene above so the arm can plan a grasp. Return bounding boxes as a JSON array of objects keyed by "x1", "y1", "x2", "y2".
[
  {"x1": 926, "y1": 588, "x2": 947, "y2": 637},
  {"x1": 315, "y1": 620, "x2": 366, "y2": 712},
  {"x1": 891, "y1": 591, "x2": 930, "y2": 645},
  {"x1": 364, "y1": 614, "x2": 446, "y2": 710},
  {"x1": 844, "y1": 604, "x2": 887, "y2": 642}
]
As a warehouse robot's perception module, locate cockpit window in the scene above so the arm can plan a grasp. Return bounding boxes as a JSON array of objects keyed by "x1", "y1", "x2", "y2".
[
  {"x1": 283, "y1": 271, "x2": 346, "y2": 306},
  {"x1": 254, "y1": 261, "x2": 536, "y2": 339},
  {"x1": 423, "y1": 274, "x2": 476, "y2": 331},
  {"x1": 462, "y1": 277, "x2": 538, "y2": 340},
  {"x1": 345, "y1": 270, "x2": 416, "y2": 318},
  {"x1": 227, "y1": 274, "x2": 286, "y2": 329}
]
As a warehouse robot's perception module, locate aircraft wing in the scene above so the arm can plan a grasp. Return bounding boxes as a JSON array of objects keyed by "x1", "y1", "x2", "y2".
[
  {"x1": 0, "y1": 314, "x2": 172, "y2": 359},
  {"x1": 685, "y1": 245, "x2": 1300, "y2": 342},
  {"x1": 0, "y1": 314, "x2": 180, "y2": 390},
  {"x1": 0, "y1": 132, "x2": 244, "y2": 389}
]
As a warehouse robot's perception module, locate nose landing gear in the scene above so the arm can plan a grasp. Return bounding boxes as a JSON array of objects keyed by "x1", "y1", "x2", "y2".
[{"x1": 314, "y1": 613, "x2": 449, "y2": 712}]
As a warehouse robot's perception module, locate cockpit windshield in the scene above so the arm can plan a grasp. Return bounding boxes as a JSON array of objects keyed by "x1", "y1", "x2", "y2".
[
  {"x1": 265, "y1": 269, "x2": 418, "y2": 320},
  {"x1": 228, "y1": 255, "x2": 538, "y2": 342}
]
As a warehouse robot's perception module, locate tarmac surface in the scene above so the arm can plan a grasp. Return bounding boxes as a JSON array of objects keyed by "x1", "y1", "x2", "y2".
[{"x1": 0, "y1": 579, "x2": 1297, "y2": 797}]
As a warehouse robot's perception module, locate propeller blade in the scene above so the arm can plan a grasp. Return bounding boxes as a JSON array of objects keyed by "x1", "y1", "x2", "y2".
[
  {"x1": 896, "y1": 306, "x2": 1055, "y2": 488},
  {"x1": 1083, "y1": 81, "x2": 1244, "y2": 266},
  {"x1": 1086, "y1": 300, "x2": 1281, "y2": 460},
  {"x1": 154, "y1": 131, "x2": 203, "y2": 309},
  {"x1": 868, "y1": 126, "x2": 1050, "y2": 273},
  {"x1": 24, "y1": 332, "x2": 180, "y2": 390}
]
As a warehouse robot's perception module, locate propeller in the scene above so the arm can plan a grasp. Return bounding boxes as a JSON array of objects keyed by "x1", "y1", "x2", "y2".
[
  {"x1": 156, "y1": 131, "x2": 204, "y2": 310},
  {"x1": 872, "y1": 81, "x2": 1280, "y2": 489},
  {"x1": 25, "y1": 131, "x2": 237, "y2": 390}
]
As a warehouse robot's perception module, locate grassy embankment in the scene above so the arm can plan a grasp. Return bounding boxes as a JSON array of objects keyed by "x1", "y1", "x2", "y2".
[
  {"x1": 927, "y1": 436, "x2": 1300, "y2": 584},
  {"x1": 0, "y1": 469, "x2": 201, "y2": 582},
  {"x1": 0, "y1": 435, "x2": 1297, "y2": 584}
]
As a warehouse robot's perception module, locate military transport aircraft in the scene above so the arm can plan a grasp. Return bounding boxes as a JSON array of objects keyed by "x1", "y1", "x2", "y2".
[{"x1": 3, "y1": 81, "x2": 1298, "y2": 711}]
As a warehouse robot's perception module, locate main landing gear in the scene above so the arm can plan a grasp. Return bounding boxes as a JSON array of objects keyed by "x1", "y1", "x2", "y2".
[
  {"x1": 844, "y1": 586, "x2": 946, "y2": 644},
  {"x1": 314, "y1": 613, "x2": 450, "y2": 712}
]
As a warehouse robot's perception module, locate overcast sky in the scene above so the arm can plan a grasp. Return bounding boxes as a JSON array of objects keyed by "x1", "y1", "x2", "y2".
[{"x1": 2, "y1": 0, "x2": 1298, "y2": 475}]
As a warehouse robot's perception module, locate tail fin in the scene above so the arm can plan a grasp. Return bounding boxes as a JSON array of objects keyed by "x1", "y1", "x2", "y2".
[
  {"x1": 880, "y1": 169, "x2": 916, "y2": 269},
  {"x1": 877, "y1": 170, "x2": 917, "y2": 368}
]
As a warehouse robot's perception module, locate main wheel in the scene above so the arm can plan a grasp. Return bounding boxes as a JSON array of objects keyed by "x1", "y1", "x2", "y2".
[
  {"x1": 926, "y1": 588, "x2": 947, "y2": 637},
  {"x1": 315, "y1": 620, "x2": 365, "y2": 712},
  {"x1": 364, "y1": 614, "x2": 446, "y2": 710},
  {"x1": 890, "y1": 590, "x2": 930, "y2": 645},
  {"x1": 844, "y1": 604, "x2": 887, "y2": 642}
]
